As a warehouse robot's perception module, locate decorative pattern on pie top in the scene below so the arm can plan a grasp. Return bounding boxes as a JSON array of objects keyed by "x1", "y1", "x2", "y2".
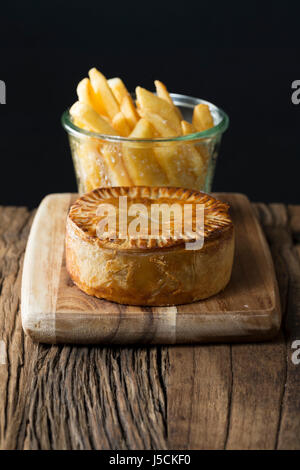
[{"x1": 68, "y1": 186, "x2": 233, "y2": 251}]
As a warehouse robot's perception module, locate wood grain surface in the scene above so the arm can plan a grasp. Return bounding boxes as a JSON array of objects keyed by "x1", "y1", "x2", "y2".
[
  {"x1": 0, "y1": 201, "x2": 299, "y2": 449},
  {"x1": 21, "y1": 193, "x2": 281, "y2": 344}
]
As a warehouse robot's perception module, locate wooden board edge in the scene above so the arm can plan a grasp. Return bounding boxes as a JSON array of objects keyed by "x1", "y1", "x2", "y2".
[
  {"x1": 21, "y1": 193, "x2": 72, "y2": 343},
  {"x1": 219, "y1": 192, "x2": 282, "y2": 333},
  {"x1": 248, "y1": 199, "x2": 282, "y2": 333}
]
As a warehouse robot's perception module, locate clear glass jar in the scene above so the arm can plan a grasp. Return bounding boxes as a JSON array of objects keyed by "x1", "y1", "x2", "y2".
[{"x1": 62, "y1": 94, "x2": 229, "y2": 194}]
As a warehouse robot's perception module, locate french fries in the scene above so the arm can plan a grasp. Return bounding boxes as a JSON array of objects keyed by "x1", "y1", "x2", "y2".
[
  {"x1": 69, "y1": 67, "x2": 217, "y2": 193},
  {"x1": 192, "y1": 103, "x2": 214, "y2": 132},
  {"x1": 71, "y1": 68, "x2": 214, "y2": 139}
]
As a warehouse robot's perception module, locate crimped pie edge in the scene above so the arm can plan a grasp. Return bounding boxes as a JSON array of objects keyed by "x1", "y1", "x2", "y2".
[{"x1": 67, "y1": 186, "x2": 233, "y2": 251}]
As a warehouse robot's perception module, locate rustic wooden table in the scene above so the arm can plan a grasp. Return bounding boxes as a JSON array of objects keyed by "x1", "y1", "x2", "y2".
[{"x1": 0, "y1": 201, "x2": 299, "y2": 450}]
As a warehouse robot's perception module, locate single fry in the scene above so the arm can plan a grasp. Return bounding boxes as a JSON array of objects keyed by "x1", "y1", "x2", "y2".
[
  {"x1": 121, "y1": 95, "x2": 139, "y2": 129},
  {"x1": 153, "y1": 117, "x2": 205, "y2": 188},
  {"x1": 192, "y1": 103, "x2": 214, "y2": 131},
  {"x1": 101, "y1": 144, "x2": 132, "y2": 186},
  {"x1": 155, "y1": 80, "x2": 182, "y2": 120},
  {"x1": 89, "y1": 68, "x2": 120, "y2": 121},
  {"x1": 77, "y1": 78, "x2": 94, "y2": 107},
  {"x1": 77, "y1": 78, "x2": 106, "y2": 116},
  {"x1": 122, "y1": 119, "x2": 168, "y2": 186},
  {"x1": 70, "y1": 102, "x2": 131, "y2": 185},
  {"x1": 70, "y1": 101, "x2": 118, "y2": 135},
  {"x1": 181, "y1": 144, "x2": 206, "y2": 189},
  {"x1": 136, "y1": 86, "x2": 181, "y2": 134},
  {"x1": 108, "y1": 77, "x2": 130, "y2": 104},
  {"x1": 112, "y1": 112, "x2": 131, "y2": 137},
  {"x1": 108, "y1": 78, "x2": 139, "y2": 130},
  {"x1": 75, "y1": 140, "x2": 103, "y2": 192},
  {"x1": 155, "y1": 143, "x2": 205, "y2": 190},
  {"x1": 129, "y1": 118, "x2": 153, "y2": 138},
  {"x1": 139, "y1": 111, "x2": 179, "y2": 137},
  {"x1": 154, "y1": 80, "x2": 173, "y2": 105},
  {"x1": 181, "y1": 119, "x2": 208, "y2": 174},
  {"x1": 181, "y1": 120, "x2": 197, "y2": 135}
]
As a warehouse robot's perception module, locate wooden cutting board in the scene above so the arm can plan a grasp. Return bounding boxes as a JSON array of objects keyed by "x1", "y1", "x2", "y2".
[{"x1": 21, "y1": 193, "x2": 281, "y2": 345}]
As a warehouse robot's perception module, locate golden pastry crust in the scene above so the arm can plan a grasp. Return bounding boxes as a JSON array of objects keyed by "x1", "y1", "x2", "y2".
[{"x1": 66, "y1": 187, "x2": 235, "y2": 306}]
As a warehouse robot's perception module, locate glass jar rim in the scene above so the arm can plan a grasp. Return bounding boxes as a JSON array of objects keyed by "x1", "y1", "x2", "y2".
[{"x1": 61, "y1": 93, "x2": 229, "y2": 143}]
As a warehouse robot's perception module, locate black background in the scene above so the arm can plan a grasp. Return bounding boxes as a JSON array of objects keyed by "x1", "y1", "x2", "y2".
[{"x1": 0, "y1": 1, "x2": 299, "y2": 208}]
